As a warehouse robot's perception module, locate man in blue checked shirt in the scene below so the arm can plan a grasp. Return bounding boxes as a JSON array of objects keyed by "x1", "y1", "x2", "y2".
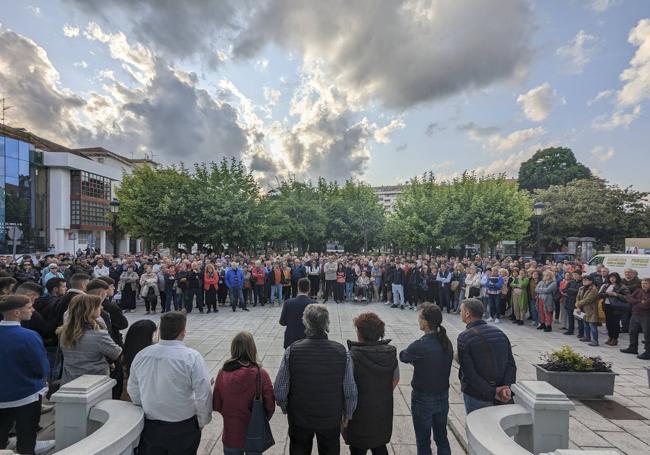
[{"x1": 274, "y1": 303, "x2": 357, "y2": 455}]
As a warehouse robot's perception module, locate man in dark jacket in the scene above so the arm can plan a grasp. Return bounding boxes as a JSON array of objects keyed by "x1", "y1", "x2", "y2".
[
  {"x1": 457, "y1": 298, "x2": 516, "y2": 414},
  {"x1": 562, "y1": 272, "x2": 582, "y2": 335},
  {"x1": 345, "y1": 312, "x2": 398, "y2": 455},
  {"x1": 279, "y1": 278, "x2": 313, "y2": 349},
  {"x1": 621, "y1": 278, "x2": 650, "y2": 359},
  {"x1": 290, "y1": 259, "x2": 307, "y2": 298},
  {"x1": 621, "y1": 268, "x2": 641, "y2": 333},
  {"x1": 274, "y1": 304, "x2": 357, "y2": 454}
]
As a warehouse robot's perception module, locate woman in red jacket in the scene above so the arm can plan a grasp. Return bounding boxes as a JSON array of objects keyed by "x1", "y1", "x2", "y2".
[
  {"x1": 213, "y1": 331, "x2": 275, "y2": 454},
  {"x1": 204, "y1": 263, "x2": 219, "y2": 314}
]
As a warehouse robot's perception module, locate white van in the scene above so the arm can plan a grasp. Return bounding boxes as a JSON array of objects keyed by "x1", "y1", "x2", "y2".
[{"x1": 586, "y1": 254, "x2": 650, "y2": 278}]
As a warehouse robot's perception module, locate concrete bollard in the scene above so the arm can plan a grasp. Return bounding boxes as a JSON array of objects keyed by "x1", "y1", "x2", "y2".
[
  {"x1": 51, "y1": 375, "x2": 116, "y2": 451},
  {"x1": 512, "y1": 381, "x2": 575, "y2": 455}
]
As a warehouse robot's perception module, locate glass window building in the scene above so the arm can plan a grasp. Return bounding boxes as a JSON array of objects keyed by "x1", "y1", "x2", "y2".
[{"x1": 0, "y1": 134, "x2": 47, "y2": 253}]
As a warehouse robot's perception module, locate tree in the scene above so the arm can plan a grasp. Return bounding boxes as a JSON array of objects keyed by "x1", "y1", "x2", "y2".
[
  {"x1": 533, "y1": 178, "x2": 650, "y2": 251},
  {"x1": 389, "y1": 173, "x2": 532, "y2": 254},
  {"x1": 518, "y1": 147, "x2": 592, "y2": 192},
  {"x1": 328, "y1": 180, "x2": 385, "y2": 252},
  {"x1": 194, "y1": 159, "x2": 261, "y2": 252},
  {"x1": 116, "y1": 165, "x2": 201, "y2": 249}
]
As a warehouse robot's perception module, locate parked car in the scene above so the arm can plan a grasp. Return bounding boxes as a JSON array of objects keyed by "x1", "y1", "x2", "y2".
[{"x1": 587, "y1": 254, "x2": 650, "y2": 277}]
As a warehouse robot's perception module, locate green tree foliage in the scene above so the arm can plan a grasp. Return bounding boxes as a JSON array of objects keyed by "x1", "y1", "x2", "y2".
[
  {"x1": 259, "y1": 179, "x2": 328, "y2": 252},
  {"x1": 533, "y1": 178, "x2": 650, "y2": 251},
  {"x1": 389, "y1": 173, "x2": 532, "y2": 253},
  {"x1": 328, "y1": 180, "x2": 386, "y2": 252},
  {"x1": 518, "y1": 147, "x2": 592, "y2": 192}
]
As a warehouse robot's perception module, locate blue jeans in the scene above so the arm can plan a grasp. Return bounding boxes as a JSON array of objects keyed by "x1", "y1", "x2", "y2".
[
  {"x1": 588, "y1": 321, "x2": 599, "y2": 343},
  {"x1": 164, "y1": 289, "x2": 180, "y2": 312},
  {"x1": 346, "y1": 282, "x2": 354, "y2": 301},
  {"x1": 270, "y1": 284, "x2": 283, "y2": 305},
  {"x1": 229, "y1": 286, "x2": 245, "y2": 309},
  {"x1": 487, "y1": 294, "x2": 499, "y2": 319},
  {"x1": 529, "y1": 297, "x2": 539, "y2": 323},
  {"x1": 392, "y1": 284, "x2": 405, "y2": 306},
  {"x1": 411, "y1": 390, "x2": 451, "y2": 455},
  {"x1": 463, "y1": 393, "x2": 493, "y2": 415}
]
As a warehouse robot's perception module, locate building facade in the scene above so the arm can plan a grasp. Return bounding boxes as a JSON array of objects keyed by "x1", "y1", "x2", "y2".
[
  {"x1": 0, "y1": 124, "x2": 154, "y2": 255},
  {"x1": 373, "y1": 185, "x2": 403, "y2": 212}
]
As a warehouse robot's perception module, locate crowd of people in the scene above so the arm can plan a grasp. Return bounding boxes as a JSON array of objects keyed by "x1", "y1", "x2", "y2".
[{"x1": 0, "y1": 247, "x2": 648, "y2": 455}]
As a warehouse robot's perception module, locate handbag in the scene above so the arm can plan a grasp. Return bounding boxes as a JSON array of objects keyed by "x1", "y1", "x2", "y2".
[
  {"x1": 450, "y1": 280, "x2": 460, "y2": 292},
  {"x1": 245, "y1": 368, "x2": 275, "y2": 453}
]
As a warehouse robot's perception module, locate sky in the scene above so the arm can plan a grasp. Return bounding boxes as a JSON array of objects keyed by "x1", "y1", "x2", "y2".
[{"x1": 0, "y1": 0, "x2": 648, "y2": 190}]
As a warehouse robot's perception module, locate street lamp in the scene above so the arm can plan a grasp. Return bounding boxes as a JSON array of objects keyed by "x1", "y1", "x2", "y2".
[
  {"x1": 110, "y1": 198, "x2": 120, "y2": 256},
  {"x1": 533, "y1": 202, "x2": 545, "y2": 258}
]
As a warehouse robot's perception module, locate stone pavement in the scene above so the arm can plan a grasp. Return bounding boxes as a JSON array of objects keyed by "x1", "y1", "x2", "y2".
[{"x1": 124, "y1": 300, "x2": 650, "y2": 455}]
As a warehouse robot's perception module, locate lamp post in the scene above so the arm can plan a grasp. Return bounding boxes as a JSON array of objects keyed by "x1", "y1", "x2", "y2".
[
  {"x1": 109, "y1": 198, "x2": 120, "y2": 256},
  {"x1": 533, "y1": 201, "x2": 545, "y2": 259}
]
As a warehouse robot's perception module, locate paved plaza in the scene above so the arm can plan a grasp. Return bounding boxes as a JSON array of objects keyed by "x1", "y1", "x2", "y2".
[{"x1": 120, "y1": 301, "x2": 650, "y2": 455}]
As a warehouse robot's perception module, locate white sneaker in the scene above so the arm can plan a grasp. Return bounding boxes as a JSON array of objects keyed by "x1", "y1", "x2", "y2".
[
  {"x1": 35, "y1": 440, "x2": 56, "y2": 454},
  {"x1": 486, "y1": 317, "x2": 493, "y2": 322},
  {"x1": 494, "y1": 318, "x2": 500, "y2": 324}
]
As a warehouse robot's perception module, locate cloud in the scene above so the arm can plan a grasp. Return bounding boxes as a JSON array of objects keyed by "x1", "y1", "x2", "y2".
[
  {"x1": 425, "y1": 122, "x2": 445, "y2": 136},
  {"x1": 458, "y1": 122, "x2": 500, "y2": 141},
  {"x1": 374, "y1": 119, "x2": 405, "y2": 144},
  {"x1": 587, "y1": 89, "x2": 613, "y2": 106},
  {"x1": 472, "y1": 143, "x2": 547, "y2": 177},
  {"x1": 517, "y1": 82, "x2": 566, "y2": 122},
  {"x1": 592, "y1": 105, "x2": 642, "y2": 130},
  {"x1": 83, "y1": 22, "x2": 156, "y2": 86},
  {"x1": 234, "y1": 0, "x2": 533, "y2": 110},
  {"x1": 590, "y1": 19, "x2": 650, "y2": 131},
  {"x1": 63, "y1": 25, "x2": 80, "y2": 37},
  {"x1": 396, "y1": 143, "x2": 408, "y2": 152},
  {"x1": 63, "y1": 0, "x2": 239, "y2": 65},
  {"x1": 73, "y1": 60, "x2": 88, "y2": 69},
  {"x1": 432, "y1": 160, "x2": 453, "y2": 170},
  {"x1": 616, "y1": 19, "x2": 650, "y2": 109},
  {"x1": 590, "y1": 146, "x2": 615, "y2": 162},
  {"x1": 26, "y1": 5, "x2": 41, "y2": 17},
  {"x1": 0, "y1": 30, "x2": 88, "y2": 142},
  {"x1": 556, "y1": 30, "x2": 595, "y2": 74},
  {"x1": 487, "y1": 126, "x2": 546, "y2": 152},
  {"x1": 589, "y1": 0, "x2": 619, "y2": 13}
]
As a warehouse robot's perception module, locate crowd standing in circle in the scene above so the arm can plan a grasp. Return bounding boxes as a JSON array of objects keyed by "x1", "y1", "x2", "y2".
[{"x1": 0, "y1": 247, "x2": 648, "y2": 455}]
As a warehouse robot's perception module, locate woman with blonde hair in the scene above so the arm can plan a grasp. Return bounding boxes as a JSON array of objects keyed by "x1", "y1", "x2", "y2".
[
  {"x1": 57, "y1": 294, "x2": 122, "y2": 385},
  {"x1": 213, "y1": 331, "x2": 275, "y2": 454}
]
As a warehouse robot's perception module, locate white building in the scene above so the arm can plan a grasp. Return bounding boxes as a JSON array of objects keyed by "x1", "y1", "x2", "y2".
[
  {"x1": 373, "y1": 185, "x2": 403, "y2": 212},
  {"x1": 0, "y1": 123, "x2": 155, "y2": 255}
]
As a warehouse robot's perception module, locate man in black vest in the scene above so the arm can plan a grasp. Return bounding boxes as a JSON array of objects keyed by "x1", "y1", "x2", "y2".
[
  {"x1": 274, "y1": 304, "x2": 358, "y2": 454},
  {"x1": 279, "y1": 278, "x2": 313, "y2": 349}
]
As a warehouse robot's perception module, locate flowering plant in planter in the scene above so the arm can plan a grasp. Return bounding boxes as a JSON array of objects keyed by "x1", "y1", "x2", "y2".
[{"x1": 539, "y1": 345, "x2": 612, "y2": 373}]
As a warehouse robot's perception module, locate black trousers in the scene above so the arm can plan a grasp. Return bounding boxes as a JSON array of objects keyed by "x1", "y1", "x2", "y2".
[
  {"x1": 349, "y1": 445, "x2": 389, "y2": 455},
  {"x1": 323, "y1": 280, "x2": 336, "y2": 302},
  {"x1": 604, "y1": 305, "x2": 622, "y2": 339},
  {"x1": 289, "y1": 424, "x2": 339, "y2": 455},
  {"x1": 205, "y1": 287, "x2": 217, "y2": 311},
  {"x1": 139, "y1": 417, "x2": 201, "y2": 455},
  {"x1": 0, "y1": 398, "x2": 41, "y2": 455},
  {"x1": 629, "y1": 314, "x2": 650, "y2": 353},
  {"x1": 309, "y1": 275, "x2": 320, "y2": 298}
]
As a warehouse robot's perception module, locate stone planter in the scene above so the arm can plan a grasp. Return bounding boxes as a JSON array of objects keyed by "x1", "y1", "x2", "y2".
[{"x1": 534, "y1": 364, "x2": 616, "y2": 398}]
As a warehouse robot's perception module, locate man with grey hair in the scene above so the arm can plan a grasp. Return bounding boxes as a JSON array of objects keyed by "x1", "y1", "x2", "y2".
[
  {"x1": 225, "y1": 261, "x2": 247, "y2": 312},
  {"x1": 274, "y1": 304, "x2": 357, "y2": 454}
]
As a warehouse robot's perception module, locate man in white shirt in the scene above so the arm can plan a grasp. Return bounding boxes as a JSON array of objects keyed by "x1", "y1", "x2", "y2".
[{"x1": 128, "y1": 311, "x2": 212, "y2": 455}]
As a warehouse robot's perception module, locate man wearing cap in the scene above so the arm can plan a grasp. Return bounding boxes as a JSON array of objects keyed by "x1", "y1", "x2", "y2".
[{"x1": 0, "y1": 295, "x2": 55, "y2": 455}]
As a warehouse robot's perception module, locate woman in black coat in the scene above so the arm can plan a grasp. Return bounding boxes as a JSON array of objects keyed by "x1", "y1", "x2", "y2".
[{"x1": 598, "y1": 272, "x2": 630, "y2": 346}]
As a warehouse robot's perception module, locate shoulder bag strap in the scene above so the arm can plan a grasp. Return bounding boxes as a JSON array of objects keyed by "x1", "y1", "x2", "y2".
[
  {"x1": 255, "y1": 366, "x2": 262, "y2": 400},
  {"x1": 470, "y1": 328, "x2": 497, "y2": 386}
]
